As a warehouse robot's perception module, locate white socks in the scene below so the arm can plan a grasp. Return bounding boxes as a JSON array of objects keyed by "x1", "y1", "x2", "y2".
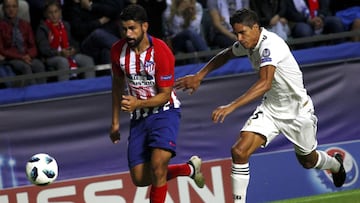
[
  {"x1": 314, "y1": 150, "x2": 341, "y2": 173},
  {"x1": 229, "y1": 151, "x2": 340, "y2": 203},
  {"x1": 231, "y1": 163, "x2": 250, "y2": 203}
]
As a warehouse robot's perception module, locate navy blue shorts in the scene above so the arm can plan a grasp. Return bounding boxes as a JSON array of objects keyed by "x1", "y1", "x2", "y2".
[{"x1": 127, "y1": 108, "x2": 181, "y2": 169}]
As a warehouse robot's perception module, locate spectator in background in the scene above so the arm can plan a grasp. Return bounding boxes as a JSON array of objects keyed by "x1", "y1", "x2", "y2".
[
  {"x1": 0, "y1": 54, "x2": 18, "y2": 88},
  {"x1": 0, "y1": 0, "x2": 46, "y2": 86},
  {"x1": 62, "y1": 0, "x2": 124, "y2": 65},
  {"x1": 250, "y1": 0, "x2": 290, "y2": 41},
  {"x1": 284, "y1": 0, "x2": 345, "y2": 48},
  {"x1": 36, "y1": 0, "x2": 95, "y2": 82},
  {"x1": 197, "y1": 0, "x2": 206, "y2": 9},
  {"x1": 206, "y1": 0, "x2": 249, "y2": 48},
  {"x1": 26, "y1": 0, "x2": 46, "y2": 31},
  {"x1": 331, "y1": 0, "x2": 360, "y2": 42},
  {"x1": 163, "y1": 0, "x2": 209, "y2": 55},
  {"x1": 127, "y1": 0, "x2": 168, "y2": 39},
  {"x1": 0, "y1": 0, "x2": 30, "y2": 22}
]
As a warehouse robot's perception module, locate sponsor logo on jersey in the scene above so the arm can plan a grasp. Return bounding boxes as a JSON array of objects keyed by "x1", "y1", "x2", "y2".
[
  {"x1": 169, "y1": 141, "x2": 176, "y2": 147},
  {"x1": 261, "y1": 57, "x2": 272, "y2": 63},
  {"x1": 161, "y1": 75, "x2": 172, "y2": 81}
]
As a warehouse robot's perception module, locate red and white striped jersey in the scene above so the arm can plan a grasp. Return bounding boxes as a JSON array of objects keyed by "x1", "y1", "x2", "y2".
[{"x1": 111, "y1": 36, "x2": 181, "y2": 120}]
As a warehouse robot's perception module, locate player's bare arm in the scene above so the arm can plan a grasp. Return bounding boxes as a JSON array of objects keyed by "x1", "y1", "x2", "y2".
[
  {"x1": 121, "y1": 86, "x2": 173, "y2": 113},
  {"x1": 174, "y1": 74, "x2": 202, "y2": 95},
  {"x1": 212, "y1": 65, "x2": 275, "y2": 123},
  {"x1": 110, "y1": 74, "x2": 125, "y2": 143},
  {"x1": 175, "y1": 47, "x2": 235, "y2": 94}
]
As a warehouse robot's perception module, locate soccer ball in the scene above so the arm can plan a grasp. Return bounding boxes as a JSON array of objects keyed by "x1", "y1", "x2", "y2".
[{"x1": 26, "y1": 153, "x2": 58, "y2": 186}]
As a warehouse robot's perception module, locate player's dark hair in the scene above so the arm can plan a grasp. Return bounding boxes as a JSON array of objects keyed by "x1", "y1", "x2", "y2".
[
  {"x1": 230, "y1": 8, "x2": 259, "y2": 28},
  {"x1": 119, "y1": 4, "x2": 148, "y2": 23}
]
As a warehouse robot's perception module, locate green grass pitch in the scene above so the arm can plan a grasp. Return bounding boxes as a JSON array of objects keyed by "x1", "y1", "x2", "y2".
[{"x1": 270, "y1": 189, "x2": 360, "y2": 203}]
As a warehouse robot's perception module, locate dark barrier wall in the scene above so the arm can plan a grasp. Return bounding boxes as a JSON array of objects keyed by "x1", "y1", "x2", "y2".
[{"x1": 1, "y1": 42, "x2": 360, "y2": 105}]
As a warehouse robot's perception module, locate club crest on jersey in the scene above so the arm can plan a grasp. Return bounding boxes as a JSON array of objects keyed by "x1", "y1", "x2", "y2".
[{"x1": 144, "y1": 61, "x2": 155, "y2": 75}]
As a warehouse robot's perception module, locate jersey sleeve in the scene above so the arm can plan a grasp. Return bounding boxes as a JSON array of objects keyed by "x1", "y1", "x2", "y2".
[
  {"x1": 153, "y1": 38, "x2": 175, "y2": 88},
  {"x1": 259, "y1": 41, "x2": 280, "y2": 68},
  {"x1": 110, "y1": 39, "x2": 126, "y2": 77}
]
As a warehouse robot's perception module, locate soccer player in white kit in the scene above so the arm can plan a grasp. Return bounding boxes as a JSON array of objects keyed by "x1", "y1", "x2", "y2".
[{"x1": 175, "y1": 8, "x2": 346, "y2": 203}]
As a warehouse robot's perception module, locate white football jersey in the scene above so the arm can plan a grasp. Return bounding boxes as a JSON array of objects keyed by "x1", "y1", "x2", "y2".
[{"x1": 232, "y1": 28, "x2": 310, "y2": 119}]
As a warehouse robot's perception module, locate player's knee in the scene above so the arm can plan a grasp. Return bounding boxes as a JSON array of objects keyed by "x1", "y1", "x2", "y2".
[
  {"x1": 130, "y1": 173, "x2": 151, "y2": 187},
  {"x1": 231, "y1": 146, "x2": 250, "y2": 162},
  {"x1": 151, "y1": 164, "x2": 167, "y2": 180},
  {"x1": 131, "y1": 177, "x2": 150, "y2": 187}
]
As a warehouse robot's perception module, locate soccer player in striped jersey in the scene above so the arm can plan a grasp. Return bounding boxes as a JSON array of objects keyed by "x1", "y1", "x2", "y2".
[
  {"x1": 109, "y1": 4, "x2": 204, "y2": 203},
  {"x1": 176, "y1": 8, "x2": 346, "y2": 203}
]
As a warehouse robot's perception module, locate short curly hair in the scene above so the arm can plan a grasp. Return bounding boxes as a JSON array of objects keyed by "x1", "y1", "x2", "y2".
[
  {"x1": 119, "y1": 4, "x2": 148, "y2": 23},
  {"x1": 230, "y1": 8, "x2": 260, "y2": 28}
]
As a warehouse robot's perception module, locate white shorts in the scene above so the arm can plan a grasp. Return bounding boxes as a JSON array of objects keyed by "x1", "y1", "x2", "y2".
[{"x1": 241, "y1": 98, "x2": 318, "y2": 155}]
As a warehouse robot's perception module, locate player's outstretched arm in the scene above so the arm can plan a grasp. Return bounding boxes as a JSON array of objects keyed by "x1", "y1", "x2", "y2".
[
  {"x1": 213, "y1": 65, "x2": 275, "y2": 124},
  {"x1": 175, "y1": 47, "x2": 234, "y2": 94},
  {"x1": 174, "y1": 74, "x2": 202, "y2": 95}
]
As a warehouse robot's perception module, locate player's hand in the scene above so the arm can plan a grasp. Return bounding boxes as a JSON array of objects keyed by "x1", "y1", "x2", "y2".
[
  {"x1": 212, "y1": 104, "x2": 235, "y2": 123},
  {"x1": 110, "y1": 123, "x2": 120, "y2": 144},
  {"x1": 109, "y1": 131, "x2": 120, "y2": 144},
  {"x1": 175, "y1": 74, "x2": 201, "y2": 95},
  {"x1": 121, "y1": 95, "x2": 139, "y2": 112}
]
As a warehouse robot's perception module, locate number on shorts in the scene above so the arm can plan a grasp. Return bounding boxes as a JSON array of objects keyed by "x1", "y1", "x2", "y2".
[{"x1": 251, "y1": 111, "x2": 263, "y2": 119}]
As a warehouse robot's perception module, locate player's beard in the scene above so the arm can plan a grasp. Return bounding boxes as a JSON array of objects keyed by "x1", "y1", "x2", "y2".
[{"x1": 126, "y1": 31, "x2": 145, "y2": 48}]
